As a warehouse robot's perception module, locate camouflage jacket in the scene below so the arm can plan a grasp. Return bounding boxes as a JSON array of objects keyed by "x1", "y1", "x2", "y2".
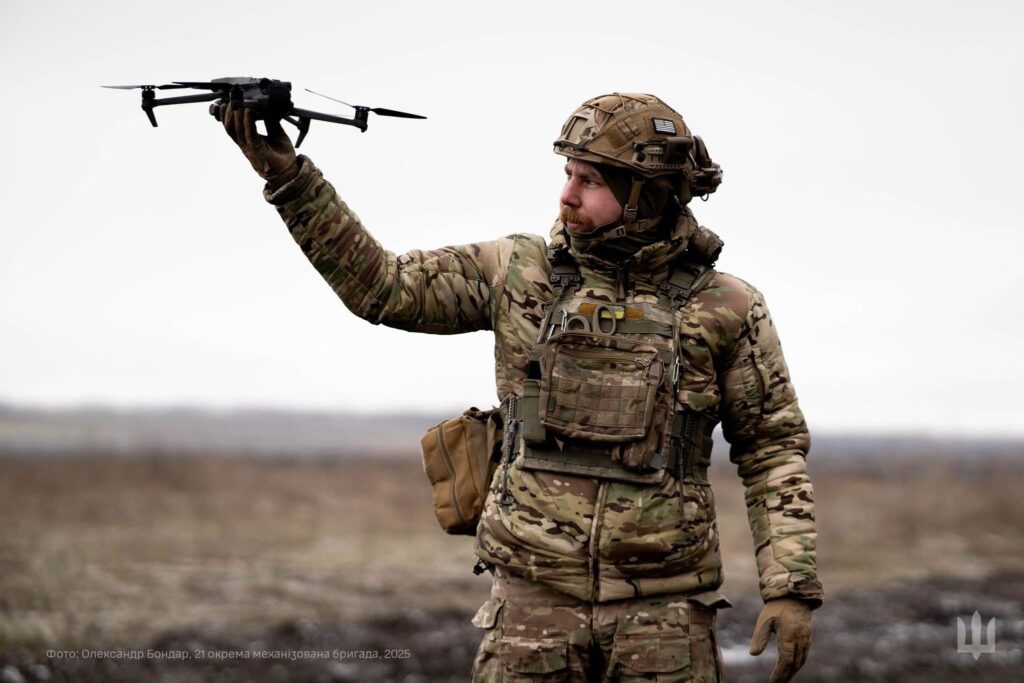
[{"x1": 265, "y1": 156, "x2": 824, "y2": 608}]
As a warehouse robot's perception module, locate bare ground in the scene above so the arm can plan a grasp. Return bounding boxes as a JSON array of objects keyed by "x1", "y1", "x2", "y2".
[{"x1": 1, "y1": 448, "x2": 1022, "y2": 682}]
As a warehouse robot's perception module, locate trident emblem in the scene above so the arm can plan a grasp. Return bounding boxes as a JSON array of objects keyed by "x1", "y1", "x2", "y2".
[{"x1": 957, "y1": 611, "x2": 996, "y2": 660}]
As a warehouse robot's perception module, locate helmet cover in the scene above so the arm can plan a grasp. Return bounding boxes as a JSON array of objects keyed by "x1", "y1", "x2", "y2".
[{"x1": 554, "y1": 93, "x2": 722, "y2": 200}]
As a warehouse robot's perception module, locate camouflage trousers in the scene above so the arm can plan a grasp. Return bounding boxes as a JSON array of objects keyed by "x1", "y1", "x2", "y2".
[{"x1": 470, "y1": 570, "x2": 725, "y2": 682}]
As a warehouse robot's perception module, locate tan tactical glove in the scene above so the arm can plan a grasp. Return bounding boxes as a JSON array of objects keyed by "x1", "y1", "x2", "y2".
[
  {"x1": 749, "y1": 597, "x2": 813, "y2": 683},
  {"x1": 221, "y1": 103, "x2": 299, "y2": 190}
]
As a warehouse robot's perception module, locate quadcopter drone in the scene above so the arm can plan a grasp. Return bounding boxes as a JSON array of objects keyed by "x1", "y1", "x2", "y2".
[{"x1": 103, "y1": 77, "x2": 425, "y2": 147}]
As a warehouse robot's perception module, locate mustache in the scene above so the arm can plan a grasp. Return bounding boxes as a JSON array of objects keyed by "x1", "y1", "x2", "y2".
[{"x1": 559, "y1": 206, "x2": 595, "y2": 231}]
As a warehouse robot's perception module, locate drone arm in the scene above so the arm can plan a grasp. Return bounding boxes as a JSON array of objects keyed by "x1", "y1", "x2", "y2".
[
  {"x1": 291, "y1": 107, "x2": 368, "y2": 132},
  {"x1": 143, "y1": 91, "x2": 225, "y2": 127},
  {"x1": 149, "y1": 92, "x2": 225, "y2": 108}
]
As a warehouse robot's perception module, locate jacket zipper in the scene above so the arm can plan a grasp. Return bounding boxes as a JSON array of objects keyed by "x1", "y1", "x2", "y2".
[{"x1": 587, "y1": 482, "x2": 609, "y2": 601}]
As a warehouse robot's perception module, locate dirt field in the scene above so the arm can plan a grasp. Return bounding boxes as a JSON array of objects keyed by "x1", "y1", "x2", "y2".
[{"x1": 1, "y1": 445, "x2": 1022, "y2": 681}]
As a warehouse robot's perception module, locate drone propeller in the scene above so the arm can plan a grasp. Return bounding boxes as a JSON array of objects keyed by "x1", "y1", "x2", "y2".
[
  {"x1": 170, "y1": 81, "x2": 225, "y2": 90},
  {"x1": 305, "y1": 89, "x2": 426, "y2": 119},
  {"x1": 101, "y1": 84, "x2": 192, "y2": 90},
  {"x1": 171, "y1": 81, "x2": 246, "y2": 91},
  {"x1": 366, "y1": 107, "x2": 427, "y2": 119}
]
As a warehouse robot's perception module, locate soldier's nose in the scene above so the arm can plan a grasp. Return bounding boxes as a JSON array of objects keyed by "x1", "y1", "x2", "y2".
[{"x1": 560, "y1": 180, "x2": 580, "y2": 208}]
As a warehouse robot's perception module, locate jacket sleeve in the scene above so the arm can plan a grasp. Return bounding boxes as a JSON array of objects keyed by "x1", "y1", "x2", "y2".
[
  {"x1": 718, "y1": 287, "x2": 824, "y2": 608},
  {"x1": 263, "y1": 156, "x2": 505, "y2": 334}
]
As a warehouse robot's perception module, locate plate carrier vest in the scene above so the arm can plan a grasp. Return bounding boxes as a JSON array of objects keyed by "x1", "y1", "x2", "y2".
[{"x1": 500, "y1": 232, "x2": 722, "y2": 497}]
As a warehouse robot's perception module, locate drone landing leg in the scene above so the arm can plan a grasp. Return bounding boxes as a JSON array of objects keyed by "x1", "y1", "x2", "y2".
[{"x1": 284, "y1": 116, "x2": 311, "y2": 148}]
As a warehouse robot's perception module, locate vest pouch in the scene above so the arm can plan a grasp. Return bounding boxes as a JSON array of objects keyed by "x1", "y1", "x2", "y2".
[
  {"x1": 539, "y1": 331, "x2": 664, "y2": 442},
  {"x1": 420, "y1": 406, "x2": 502, "y2": 535},
  {"x1": 521, "y1": 378, "x2": 547, "y2": 445},
  {"x1": 619, "y1": 396, "x2": 671, "y2": 470}
]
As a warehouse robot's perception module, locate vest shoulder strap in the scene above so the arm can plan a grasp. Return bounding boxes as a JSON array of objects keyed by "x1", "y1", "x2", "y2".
[
  {"x1": 656, "y1": 224, "x2": 723, "y2": 308},
  {"x1": 546, "y1": 244, "x2": 581, "y2": 297},
  {"x1": 657, "y1": 261, "x2": 717, "y2": 310}
]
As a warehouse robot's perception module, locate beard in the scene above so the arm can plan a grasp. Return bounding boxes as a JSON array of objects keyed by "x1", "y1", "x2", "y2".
[{"x1": 560, "y1": 202, "x2": 676, "y2": 261}]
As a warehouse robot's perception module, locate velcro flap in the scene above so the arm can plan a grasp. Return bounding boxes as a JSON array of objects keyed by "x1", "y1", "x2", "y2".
[
  {"x1": 500, "y1": 637, "x2": 568, "y2": 674},
  {"x1": 687, "y1": 590, "x2": 733, "y2": 610},
  {"x1": 613, "y1": 634, "x2": 689, "y2": 674},
  {"x1": 471, "y1": 598, "x2": 502, "y2": 629}
]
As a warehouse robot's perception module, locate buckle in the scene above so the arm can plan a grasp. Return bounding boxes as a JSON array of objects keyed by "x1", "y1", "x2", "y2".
[
  {"x1": 658, "y1": 281, "x2": 691, "y2": 303},
  {"x1": 549, "y1": 272, "x2": 581, "y2": 288}
]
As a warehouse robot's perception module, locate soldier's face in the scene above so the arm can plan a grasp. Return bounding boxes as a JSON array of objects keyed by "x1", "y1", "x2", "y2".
[{"x1": 559, "y1": 159, "x2": 622, "y2": 233}]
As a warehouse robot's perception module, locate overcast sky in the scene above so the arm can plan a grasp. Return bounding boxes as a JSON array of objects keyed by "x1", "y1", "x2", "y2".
[{"x1": 1, "y1": 1, "x2": 1021, "y2": 435}]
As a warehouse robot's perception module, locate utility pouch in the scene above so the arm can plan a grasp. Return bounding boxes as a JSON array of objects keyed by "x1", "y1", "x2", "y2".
[
  {"x1": 538, "y1": 331, "x2": 665, "y2": 442},
  {"x1": 420, "y1": 406, "x2": 503, "y2": 535}
]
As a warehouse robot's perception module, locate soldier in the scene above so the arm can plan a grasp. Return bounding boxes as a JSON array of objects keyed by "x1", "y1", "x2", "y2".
[{"x1": 222, "y1": 93, "x2": 822, "y2": 682}]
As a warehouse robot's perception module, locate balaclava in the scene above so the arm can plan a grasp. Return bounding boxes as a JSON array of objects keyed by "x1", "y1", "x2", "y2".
[{"x1": 566, "y1": 165, "x2": 679, "y2": 261}]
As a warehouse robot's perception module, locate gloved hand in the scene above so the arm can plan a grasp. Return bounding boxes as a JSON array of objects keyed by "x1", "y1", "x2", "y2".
[
  {"x1": 221, "y1": 103, "x2": 299, "y2": 190},
  {"x1": 749, "y1": 597, "x2": 813, "y2": 683}
]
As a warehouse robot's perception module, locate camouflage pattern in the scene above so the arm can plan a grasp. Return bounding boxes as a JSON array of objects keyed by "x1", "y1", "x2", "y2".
[
  {"x1": 554, "y1": 93, "x2": 723, "y2": 202},
  {"x1": 554, "y1": 93, "x2": 693, "y2": 176},
  {"x1": 264, "y1": 155, "x2": 823, "y2": 608},
  {"x1": 471, "y1": 569, "x2": 725, "y2": 681}
]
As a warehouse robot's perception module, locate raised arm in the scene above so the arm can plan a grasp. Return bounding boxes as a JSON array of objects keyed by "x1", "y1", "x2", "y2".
[{"x1": 222, "y1": 104, "x2": 507, "y2": 334}]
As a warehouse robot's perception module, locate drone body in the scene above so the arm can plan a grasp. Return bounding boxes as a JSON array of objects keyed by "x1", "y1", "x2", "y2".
[{"x1": 103, "y1": 77, "x2": 425, "y2": 147}]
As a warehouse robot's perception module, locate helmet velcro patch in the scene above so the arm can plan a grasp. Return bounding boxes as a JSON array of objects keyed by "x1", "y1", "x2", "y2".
[{"x1": 652, "y1": 118, "x2": 676, "y2": 135}]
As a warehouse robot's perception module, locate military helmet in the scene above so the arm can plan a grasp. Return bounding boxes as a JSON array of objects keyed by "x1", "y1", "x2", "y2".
[{"x1": 554, "y1": 93, "x2": 723, "y2": 204}]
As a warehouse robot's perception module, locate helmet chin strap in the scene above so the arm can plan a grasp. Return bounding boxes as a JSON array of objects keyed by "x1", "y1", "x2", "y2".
[
  {"x1": 603, "y1": 176, "x2": 664, "y2": 239},
  {"x1": 622, "y1": 176, "x2": 644, "y2": 226}
]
